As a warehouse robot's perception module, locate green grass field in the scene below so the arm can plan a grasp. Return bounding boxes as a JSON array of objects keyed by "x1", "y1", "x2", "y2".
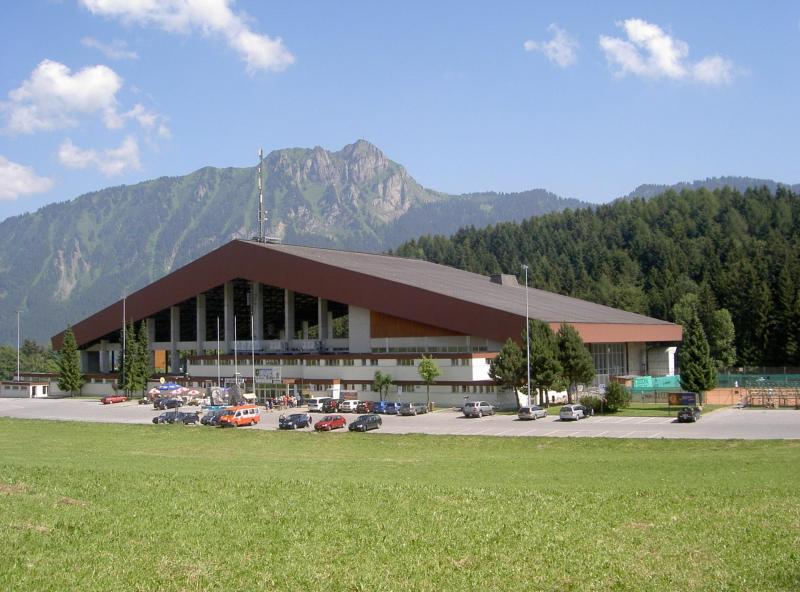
[{"x1": 1, "y1": 419, "x2": 798, "y2": 591}]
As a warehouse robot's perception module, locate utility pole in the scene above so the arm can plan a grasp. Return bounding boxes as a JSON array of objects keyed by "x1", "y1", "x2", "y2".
[
  {"x1": 523, "y1": 265, "x2": 531, "y2": 407},
  {"x1": 257, "y1": 147, "x2": 265, "y2": 242},
  {"x1": 16, "y1": 311, "x2": 20, "y2": 381}
]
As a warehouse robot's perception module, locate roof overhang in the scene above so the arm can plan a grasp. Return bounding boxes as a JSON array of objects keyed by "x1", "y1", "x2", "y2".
[{"x1": 52, "y1": 240, "x2": 682, "y2": 349}]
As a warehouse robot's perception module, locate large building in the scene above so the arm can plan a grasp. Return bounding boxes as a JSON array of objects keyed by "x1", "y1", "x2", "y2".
[{"x1": 52, "y1": 239, "x2": 681, "y2": 406}]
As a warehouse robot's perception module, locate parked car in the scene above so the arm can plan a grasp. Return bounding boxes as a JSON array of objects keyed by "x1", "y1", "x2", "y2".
[
  {"x1": 278, "y1": 413, "x2": 313, "y2": 429},
  {"x1": 314, "y1": 414, "x2": 347, "y2": 431},
  {"x1": 356, "y1": 400, "x2": 378, "y2": 413},
  {"x1": 152, "y1": 411, "x2": 197, "y2": 425},
  {"x1": 518, "y1": 405, "x2": 547, "y2": 420},
  {"x1": 156, "y1": 398, "x2": 182, "y2": 410},
  {"x1": 172, "y1": 411, "x2": 200, "y2": 425},
  {"x1": 349, "y1": 414, "x2": 382, "y2": 432},
  {"x1": 398, "y1": 401, "x2": 428, "y2": 416},
  {"x1": 337, "y1": 400, "x2": 360, "y2": 413},
  {"x1": 321, "y1": 399, "x2": 341, "y2": 413},
  {"x1": 383, "y1": 402, "x2": 401, "y2": 415},
  {"x1": 677, "y1": 406, "x2": 702, "y2": 423},
  {"x1": 152, "y1": 412, "x2": 172, "y2": 424},
  {"x1": 101, "y1": 395, "x2": 128, "y2": 405},
  {"x1": 219, "y1": 404, "x2": 261, "y2": 427},
  {"x1": 372, "y1": 400, "x2": 393, "y2": 414},
  {"x1": 463, "y1": 401, "x2": 495, "y2": 418},
  {"x1": 200, "y1": 408, "x2": 228, "y2": 426},
  {"x1": 307, "y1": 397, "x2": 333, "y2": 412},
  {"x1": 559, "y1": 404, "x2": 587, "y2": 421}
]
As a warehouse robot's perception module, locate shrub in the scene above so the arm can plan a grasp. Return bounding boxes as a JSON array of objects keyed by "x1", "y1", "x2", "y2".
[
  {"x1": 604, "y1": 382, "x2": 632, "y2": 413},
  {"x1": 579, "y1": 395, "x2": 603, "y2": 414}
]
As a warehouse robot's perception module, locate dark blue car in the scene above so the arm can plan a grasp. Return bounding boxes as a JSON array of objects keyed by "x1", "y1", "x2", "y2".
[
  {"x1": 373, "y1": 401, "x2": 399, "y2": 414},
  {"x1": 278, "y1": 413, "x2": 313, "y2": 429}
]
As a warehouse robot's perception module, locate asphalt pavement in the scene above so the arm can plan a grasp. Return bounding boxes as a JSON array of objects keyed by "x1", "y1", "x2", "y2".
[{"x1": 1, "y1": 399, "x2": 799, "y2": 439}]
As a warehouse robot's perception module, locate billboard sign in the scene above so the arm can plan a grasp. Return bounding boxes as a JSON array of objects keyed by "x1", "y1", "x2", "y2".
[
  {"x1": 255, "y1": 367, "x2": 282, "y2": 383},
  {"x1": 668, "y1": 392, "x2": 698, "y2": 406}
]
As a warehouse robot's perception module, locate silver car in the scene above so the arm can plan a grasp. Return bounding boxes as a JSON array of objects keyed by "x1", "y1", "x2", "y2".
[
  {"x1": 463, "y1": 401, "x2": 494, "y2": 418},
  {"x1": 559, "y1": 404, "x2": 586, "y2": 421},
  {"x1": 518, "y1": 405, "x2": 547, "y2": 420}
]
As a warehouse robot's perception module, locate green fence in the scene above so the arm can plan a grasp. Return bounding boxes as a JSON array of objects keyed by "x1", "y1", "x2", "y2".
[{"x1": 630, "y1": 373, "x2": 800, "y2": 394}]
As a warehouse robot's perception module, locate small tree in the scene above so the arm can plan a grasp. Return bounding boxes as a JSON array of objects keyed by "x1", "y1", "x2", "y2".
[
  {"x1": 528, "y1": 320, "x2": 562, "y2": 406},
  {"x1": 122, "y1": 321, "x2": 139, "y2": 395},
  {"x1": 57, "y1": 326, "x2": 84, "y2": 397},
  {"x1": 134, "y1": 321, "x2": 151, "y2": 397},
  {"x1": 417, "y1": 355, "x2": 441, "y2": 410},
  {"x1": 603, "y1": 382, "x2": 631, "y2": 413},
  {"x1": 372, "y1": 371, "x2": 393, "y2": 401},
  {"x1": 557, "y1": 324, "x2": 595, "y2": 404},
  {"x1": 488, "y1": 338, "x2": 526, "y2": 406},
  {"x1": 678, "y1": 310, "x2": 717, "y2": 403}
]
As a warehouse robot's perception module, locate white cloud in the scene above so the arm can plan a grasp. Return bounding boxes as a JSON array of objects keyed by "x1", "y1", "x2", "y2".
[
  {"x1": 2, "y1": 60, "x2": 170, "y2": 138},
  {"x1": 524, "y1": 24, "x2": 579, "y2": 67},
  {"x1": 2, "y1": 59, "x2": 123, "y2": 134},
  {"x1": 599, "y1": 19, "x2": 734, "y2": 84},
  {"x1": 58, "y1": 136, "x2": 141, "y2": 176},
  {"x1": 0, "y1": 156, "x2": 54, "y2": 200},
  {"x1": 81, "y1": 36, "x2": 139, "y2": 60},
  {"x1": 80, "y1": 0, "x2": 295, "y2": 73}
]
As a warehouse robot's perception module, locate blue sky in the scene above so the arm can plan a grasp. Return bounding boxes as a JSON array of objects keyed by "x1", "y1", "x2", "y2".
[{"x1": 1, "y1": 1, "x2": 799, "y2": 221}]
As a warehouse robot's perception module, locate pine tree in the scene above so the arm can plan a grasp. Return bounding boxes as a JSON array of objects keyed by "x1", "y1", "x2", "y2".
[
  {"x1": 557, "y1": 324, "x2": 595, "y2": 404},
  {"x1": 527, "y1": 319, "x2": 562, "y2": 406},
  {"x1": 678, "y1": 311, "x2": 717, "y2": 402},
  {"x1": 488, "y1": 338, "x2": 526, "y2": 404},
  {"x1": 122, "y1": 321, "x2": 138, "y2": 395},
  {"x1": 57, "y1": 326, "x2": 84, "y2": 396},
  {"x1": 417, "y1": 355, "x2": 441, "y2": 410},
  {"x1": 707, "y1": 309, "x2": 736, "y2": 370},
  {"x1": 134, "y1": 321, "x2": 150, "y2": 396}
]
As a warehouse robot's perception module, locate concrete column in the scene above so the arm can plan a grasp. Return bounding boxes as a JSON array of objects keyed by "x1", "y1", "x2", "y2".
[
  {"x1": 99, "y1": 340, "x2": 110, "y2": 373},
  {"x1": 80, "y1": 351, "x2": 90, "y2": 373},
  {"x1": 196, "y1": 294, "x2": 206, "y2": 351},
  {"x1": 224, "y1": 281, "x2": 234, "y2": 352},
  {"x1": 251, "y1": 282, "x2": 263, "y2": 343},
  {"x1": 318, "y1": 298, "x2": 329, "y2": 344},
  {"x1": 284, "y1": 289, "x2": 295, "y2": 343},
  {"x1": 170, "y1": 306, "x2": 181, "y2": 374}
]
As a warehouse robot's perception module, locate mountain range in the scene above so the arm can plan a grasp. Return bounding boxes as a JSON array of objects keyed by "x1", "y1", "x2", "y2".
[{"x1": 0, "y1": 138, "x2": 796, "y2": 345}]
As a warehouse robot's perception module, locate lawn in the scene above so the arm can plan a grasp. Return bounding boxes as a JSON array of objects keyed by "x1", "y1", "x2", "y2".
[{"x1": 1, "y1": 419, "x2": 798, "y2": 591}]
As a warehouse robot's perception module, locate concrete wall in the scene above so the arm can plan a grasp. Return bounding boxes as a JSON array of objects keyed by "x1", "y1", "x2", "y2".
[{"x1": 348, "y1": 306, "x2": 371, "y2": 353}]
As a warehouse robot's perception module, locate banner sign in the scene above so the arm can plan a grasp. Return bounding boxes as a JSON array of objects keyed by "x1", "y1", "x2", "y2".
[
  {"x1": 255, "y1": 367, "x2": 282, "y2": 383},
  {"x1": 668, "y1": 392, "x2": 698, "y2": 406}
]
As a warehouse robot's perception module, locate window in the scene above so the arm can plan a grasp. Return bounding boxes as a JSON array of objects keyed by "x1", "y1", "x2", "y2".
[
  {"x1": 590, "y1": 343, "x2": 625, "y2": 377},
  {"x1": 400, "y1": 385, "x2": 416, "y2": 393},
  {"x1": 342, "y1": 359, "x2": 354, "y2": 366},
  {"x1": 451, "y1": 386, "x2": 459, "y2": 393},
  {"x1": 397, "y1": 359, "x2": 414, "y2": 366},
  {"x1": 450, "y1": 358, "x2": 470, "y2": 366},
  {"x1": 370, "y1": 359, "x2": 379, "y2": 366},
  {"x1": 305, "y1": 359, "x2": 319, "y2": 366}
]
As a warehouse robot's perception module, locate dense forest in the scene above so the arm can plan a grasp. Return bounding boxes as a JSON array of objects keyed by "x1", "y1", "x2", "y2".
[{"x1": 394, "y1": 186, "x2": 800, "y2": 367}]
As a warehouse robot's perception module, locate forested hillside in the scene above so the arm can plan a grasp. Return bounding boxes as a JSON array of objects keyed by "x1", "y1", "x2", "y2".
[{"x1": 394, "y1": 186, "x2": 800, "y2": 366}]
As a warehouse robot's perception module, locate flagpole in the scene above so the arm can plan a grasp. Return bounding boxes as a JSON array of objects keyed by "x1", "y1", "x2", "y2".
[{"x1": 216, "y1": 316, "x2": 221, "y2": 388}]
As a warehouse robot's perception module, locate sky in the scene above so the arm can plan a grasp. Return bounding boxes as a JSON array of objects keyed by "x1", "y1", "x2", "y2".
[{"x1": 1, "y1": 1, "x2": 799, "y2": 222}]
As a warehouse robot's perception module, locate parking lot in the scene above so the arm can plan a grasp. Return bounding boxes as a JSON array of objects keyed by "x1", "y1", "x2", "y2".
[{"x1": 1, "y1": 398, "x2": 799, "y2": 439}]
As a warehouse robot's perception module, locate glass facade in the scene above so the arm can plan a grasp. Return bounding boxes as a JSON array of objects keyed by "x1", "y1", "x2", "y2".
[{"x1": 590, "y1": 343, "x2": 626, "y2": 377}]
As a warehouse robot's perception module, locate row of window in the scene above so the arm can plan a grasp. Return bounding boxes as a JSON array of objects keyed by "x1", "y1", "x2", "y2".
[
  {"x1": 299, "y1": 383, "x2": 495, "y2": 394},
  {"x1": 371, "y1": 346, "x2": 489, "y2": 353},
  {"x1": 192, "y1": 358, "x2": 473, "y2": 368}
]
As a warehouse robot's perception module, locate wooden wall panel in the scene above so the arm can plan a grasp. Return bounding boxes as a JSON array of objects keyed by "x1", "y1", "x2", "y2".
[{"x1": 370, "y1": 311, "x2": 464, "y2": 338}]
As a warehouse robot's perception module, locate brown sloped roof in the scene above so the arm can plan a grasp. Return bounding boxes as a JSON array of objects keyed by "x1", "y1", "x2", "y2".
[{"x1": 52, "y1": 239, "x2": 681, "y2": 349}]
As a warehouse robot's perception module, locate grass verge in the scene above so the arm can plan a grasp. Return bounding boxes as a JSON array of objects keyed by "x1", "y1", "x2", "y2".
[{"x1": 0, "y1": 418, "x2": 798, "y2": 591}]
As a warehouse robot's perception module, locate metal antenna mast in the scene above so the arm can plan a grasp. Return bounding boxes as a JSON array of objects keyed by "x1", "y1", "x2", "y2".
[{"x1": 257, "y1": 147, "x2": 265, "y2": 242}]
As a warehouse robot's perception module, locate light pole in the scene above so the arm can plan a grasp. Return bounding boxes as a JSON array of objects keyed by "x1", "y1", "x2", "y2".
[
  {"x1": 16, "y1": 311, "x2": 21, "y2": 381},
  {"x1": 522, "y1": 265, "x2": 531, "y2": 407}
]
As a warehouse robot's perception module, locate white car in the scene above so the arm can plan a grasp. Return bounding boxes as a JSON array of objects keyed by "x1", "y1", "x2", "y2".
[
  {"x1": 559, "y1": 404, "x2": 586, "y2": 421},
  {"x1": 463, "y1": 401, "x2": 494, "y2": 418},
  {"x1": 337, "y1": 400, "x2": 360, "y2": 413},
  {"x1": 518, "y1": 405, "x2": 547, "y2": 420},
  {"x1": 307, "y1": 397, "x2": 333, "y2": 412}
]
